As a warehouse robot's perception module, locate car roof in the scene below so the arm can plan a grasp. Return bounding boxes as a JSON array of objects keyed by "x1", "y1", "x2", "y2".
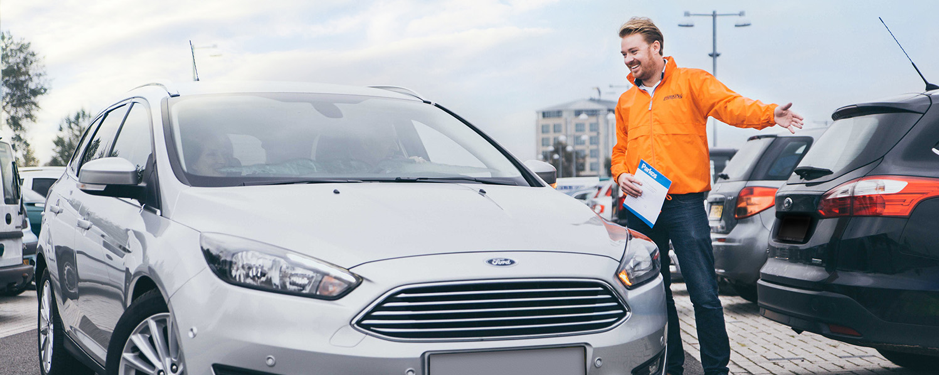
[{"x1": 132, "y1": 81, "x2": 427, "y2": 103}]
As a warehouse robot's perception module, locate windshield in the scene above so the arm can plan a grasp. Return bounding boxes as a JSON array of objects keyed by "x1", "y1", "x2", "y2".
[
  {"x1": 793, "y1": 112, "x2": 922, "y2": 182},
  {"x1": 167, "y1": 93, "x2": 527, "y2": 187}
]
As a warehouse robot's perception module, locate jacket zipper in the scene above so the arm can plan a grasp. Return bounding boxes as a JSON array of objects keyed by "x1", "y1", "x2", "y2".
[{"x1": 648, "y1": 92, "x2": 655, "y2": 167}]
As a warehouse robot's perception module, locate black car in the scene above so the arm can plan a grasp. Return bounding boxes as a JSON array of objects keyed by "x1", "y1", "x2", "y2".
[{"x1": 758, "y1": 92, "x2": 939, "y2": 369}]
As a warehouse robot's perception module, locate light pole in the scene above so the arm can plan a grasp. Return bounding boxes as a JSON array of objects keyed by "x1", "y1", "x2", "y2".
[{"x1": 679, "y1": 10, "x2": 750, "y2": 146}]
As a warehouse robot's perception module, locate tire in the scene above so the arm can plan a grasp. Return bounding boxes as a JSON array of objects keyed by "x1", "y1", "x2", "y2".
[
  {"x1": 877, "y1": 348, "x2": 939, "y2": 370},
  {"x1": 37, "y1": 269, "x2": 95, "y2": 375},
  {"x1": 734, "y1": 282, "x2": 758, "y2": 303},
  {"x1": 106, "y1": 289, "x2": 185, "y2": 375}
]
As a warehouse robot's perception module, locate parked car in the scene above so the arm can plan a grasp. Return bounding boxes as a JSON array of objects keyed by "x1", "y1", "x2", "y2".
[
  {"x1": 707, "y1": 130, "x2": 823, "y2": 302},
  {"x1": 35, "y1": 81, "x2": 667, "y2": 375},
  {"x1": 23, "y1": 188, "x2": 44, "y2": 237},
  {"x1": 587, "y1": 179, "x2": 615, "y2": 221},
  {"x1": 708, "y1": 147, "x2": 737, "y2": 183},
  {"x1": 759, "y1": 92, "x2": 939, "y2": 369},
  {"x1": 0, "y1": 140, "x2": 31, "y2": 297},
  {"x1": 566, "y1": 187, "x2": 595, "y2": 205}
]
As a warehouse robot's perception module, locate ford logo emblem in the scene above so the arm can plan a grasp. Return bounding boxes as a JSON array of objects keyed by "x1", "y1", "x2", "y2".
[
  {"x1": 782, "y1": 197, "x2": 793, "y2": 211},
  {"x1": 486, "y1": 258, "x2": 516, "y2": 267}
]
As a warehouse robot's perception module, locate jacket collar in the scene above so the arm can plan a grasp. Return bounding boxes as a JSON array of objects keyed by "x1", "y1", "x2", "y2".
[{"x1": 628, "y1": 56, "x2": 676, "y2": 87}]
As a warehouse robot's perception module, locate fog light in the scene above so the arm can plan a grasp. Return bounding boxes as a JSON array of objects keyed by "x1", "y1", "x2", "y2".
[{"x1": 631, "y1": 348, "x2": 666, "y2": 375}]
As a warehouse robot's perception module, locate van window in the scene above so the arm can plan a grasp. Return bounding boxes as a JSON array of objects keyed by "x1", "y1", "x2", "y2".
[{"x1": 0, "y1": 143, "x2": 18, "y2": 204}]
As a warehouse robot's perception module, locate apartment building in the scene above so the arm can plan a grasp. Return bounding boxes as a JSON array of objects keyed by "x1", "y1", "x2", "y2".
[{"x1": 535, "y1": 98, "x2": 617, "y2": 177}]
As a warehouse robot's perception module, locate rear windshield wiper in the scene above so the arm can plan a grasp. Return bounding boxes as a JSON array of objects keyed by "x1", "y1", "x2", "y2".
[
  {"x1": 716, "y1": 173, "x2": 729, "y2": 180},
  {"x1": 793, "y1": 166, "x2": 833, "y2": 180},
  {"x1": 378, "y1": 176, "x2": 518, "y2": 186},
  {"x1": 242, "y1": 178, "x2": 364, "y2": 186}
]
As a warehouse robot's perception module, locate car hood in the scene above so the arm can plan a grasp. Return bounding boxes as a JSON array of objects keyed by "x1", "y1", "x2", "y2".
[{"x1": 170, "y1": 183, "x2": 629, "y2": 268}]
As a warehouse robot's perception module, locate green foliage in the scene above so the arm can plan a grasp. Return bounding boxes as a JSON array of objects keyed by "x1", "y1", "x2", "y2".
[
  {"x1": 1, "y1": 31, "x2": 48, "y2": 166},
  {"x1": 47, "y1": 109, "x2": 91, "y2": 166}
]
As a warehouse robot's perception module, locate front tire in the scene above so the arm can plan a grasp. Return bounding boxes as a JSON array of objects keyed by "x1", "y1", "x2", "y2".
[
  {"x1": 37, "y1": 269, "x2": 95, "y2": 375},
  {"x1": 106, "y1": 289, "x2": 185, "y2": 375}
]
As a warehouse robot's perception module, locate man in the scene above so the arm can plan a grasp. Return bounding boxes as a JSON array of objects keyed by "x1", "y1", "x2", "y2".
[{"x1": 611, "y1": 17, "x2": 803, "y2": 375}]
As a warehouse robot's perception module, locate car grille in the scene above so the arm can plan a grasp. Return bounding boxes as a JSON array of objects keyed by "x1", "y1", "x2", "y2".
[{"x1": 356, "y1": 279, "x2": 629, "y2": 340}]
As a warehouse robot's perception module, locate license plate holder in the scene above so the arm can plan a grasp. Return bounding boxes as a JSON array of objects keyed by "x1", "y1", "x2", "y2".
[
  {"x1": 777, "y1": 216, "x2": 811, "y2": 242},
  {"x1": 427, "y1": 346, "x2": 586, "y2": 375},
  {"x1": 708, "y1": 203, "x2": 723, "y2": 220}
]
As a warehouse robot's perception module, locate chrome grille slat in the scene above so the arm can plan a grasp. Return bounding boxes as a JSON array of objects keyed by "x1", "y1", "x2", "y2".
[
  {"x1": 357, "y1": 280, "x2": 629, "y2": 340},
  {"x1": 361, "y1": 310, "x2": 623, "y2": 325},
  {"x1": 382, "y1": 294, "x2": 614, "y2": 307},
  {"x1": 370, "y1": 317, "x2": 620, "y2": 333},
  {"x1": 369, "y1": 302, "x2": 621, "y2": 316}
]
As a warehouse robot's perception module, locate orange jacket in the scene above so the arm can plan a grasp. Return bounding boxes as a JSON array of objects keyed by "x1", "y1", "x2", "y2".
[{"x1": 611, "y1": 57, "x2": 778, "y2": 194}]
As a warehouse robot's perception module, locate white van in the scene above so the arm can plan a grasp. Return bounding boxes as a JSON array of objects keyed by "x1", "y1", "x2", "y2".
[{"x1": 0, "y1": 140, "x2": 30, "y2": 296}]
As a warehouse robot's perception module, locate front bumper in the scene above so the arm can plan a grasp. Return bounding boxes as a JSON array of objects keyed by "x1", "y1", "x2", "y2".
[
  {"x1": 758, "y1": 279, "x2": 939, "y2": 351},
  {"x1": 170, "y1": 251, "x2": 668, "y2": 375},
  {"x1": 711, "y1": 214, "x2": 769, "y2": 285}
]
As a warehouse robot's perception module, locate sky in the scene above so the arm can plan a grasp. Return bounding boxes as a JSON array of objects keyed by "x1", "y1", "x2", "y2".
[{"x1": 2, "y1": 0, "x2": 938, "y2": 166}]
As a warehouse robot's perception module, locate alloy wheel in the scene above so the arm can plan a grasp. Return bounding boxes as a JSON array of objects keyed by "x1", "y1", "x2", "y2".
[
  {"x1": 118, "y1": 313, "x2": 184, "y2": 375},
  {"x1": 39, "y1": 280, "x2": 54, "y2": 374}
]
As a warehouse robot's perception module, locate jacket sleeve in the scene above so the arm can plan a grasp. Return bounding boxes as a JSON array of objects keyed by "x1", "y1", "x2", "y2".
[
  {"x1": 610, "y1": 101, "x2": 631, "y2": 181},
  {"x1": 693, "y1": 70, "x2": 778, "y2": 130}
]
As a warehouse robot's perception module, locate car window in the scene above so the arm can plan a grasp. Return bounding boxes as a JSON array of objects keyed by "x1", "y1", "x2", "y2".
[
  {"x1": 750, "y1": 137, "x2": 812, "y2": 180},
  {"x1": 167, "y1": 93, "x2": 527, "y2": 187},
  {"x1": 80, "y1": 104, "x2": 129, "y2": 172},
  {"x1": 720, "y1": 137, "x2": 774, "y2": 181},
  {"x1": 794, "y1": 112, "x2": 923, "y2": 182},
  {"x1": 0, "y1": 143, "x2": 17, "y2": 204},
  {"x1": 30, "y1": 178, "x2": 58, "y2": 198},
  {"x1": 70, "y1": 116, "x2": 101, "y2": 175},
  {"x1": 109, "y1": 102, "x2": 153, "y2": 182}
]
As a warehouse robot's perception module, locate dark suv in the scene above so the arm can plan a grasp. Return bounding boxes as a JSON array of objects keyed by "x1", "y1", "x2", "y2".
[{"x1": 758, "y1": 92, "x2": 939, "y2": 369}]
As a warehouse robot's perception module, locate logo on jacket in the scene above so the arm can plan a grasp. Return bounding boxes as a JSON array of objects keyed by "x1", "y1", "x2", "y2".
[
  {"x1": 486, "y1": 258, "x2": 516, "y2": 267},
  {"x1": 663, "y1": 94, "x2": 683, "y2": 101}
]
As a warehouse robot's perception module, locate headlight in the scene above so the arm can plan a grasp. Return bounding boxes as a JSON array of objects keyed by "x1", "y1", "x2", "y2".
[
  {"x1": 200, "y1": 233, "x2": 360, "y2": 299},
  {"x1": 616, "y1": 229, "x2": 661, "y2": 289}
]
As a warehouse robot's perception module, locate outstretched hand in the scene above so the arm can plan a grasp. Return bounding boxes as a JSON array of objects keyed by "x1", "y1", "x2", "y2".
[{"x1": 774, "y1": 103, "x2": 804, "y2": 134}]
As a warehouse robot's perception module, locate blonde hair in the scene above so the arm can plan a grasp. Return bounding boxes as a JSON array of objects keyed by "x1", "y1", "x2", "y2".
[{"x1": 618, "y1": 17, "x2": 664, "y2": 56}]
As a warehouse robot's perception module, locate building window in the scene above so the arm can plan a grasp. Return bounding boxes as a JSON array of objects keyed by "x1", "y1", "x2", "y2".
[
  {"x1": 590, "y1": 136, "x2": 599, "y2": 145},
  {"x1": 575, "y1": 123, "x2": 585, "y2": 132},
  {"x1": 589, "y1": 122, "x2": 599, "y2": 132},
  {"x1": 541, "y1": 124, "x2": 550, "y2": 134},
  {"x1": 590, "y1": 162, "x2": 599, "y2": 171},
  {"x1": 542, "y1": 137, "x2": 550, "y2": 147},
  {"x1": 553, "y1": 124, "x2": 562, "y2": 133},
  {"x1": 575, "y1": 136, "x2": 586, "y2": 145},
  {"x1": 574, "y1": 110, "x2": 600, "y2": 117},
  {"x1": 542, "y1": 110, "x2": 562, "y2": 118},
  {"x1": 590, "y1": 149, "x2": 599, "y2": 158},
  {"x1": 553, "y1": 137, "x2": 559, "y2": 145}
]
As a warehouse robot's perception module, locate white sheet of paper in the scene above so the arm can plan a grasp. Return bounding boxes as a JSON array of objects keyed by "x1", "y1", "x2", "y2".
[{"x1": 622, "y1": 160, "x2": 672, "y2": 228}]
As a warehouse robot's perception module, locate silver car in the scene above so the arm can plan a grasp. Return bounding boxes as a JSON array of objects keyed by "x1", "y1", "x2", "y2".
[{"x1": 36, "y1": 82, "x2": 667, "y2": 375}]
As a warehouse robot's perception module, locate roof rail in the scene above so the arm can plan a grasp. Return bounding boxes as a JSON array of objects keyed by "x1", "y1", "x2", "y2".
[
  {"x1": 131, "y1": 81, "x2": 179, "y2": 97},
  {"x1": 747, "y1": 134, "x2": 778, "y2": 141},
  {"x1": 368, "y1": 85, "x2": 428, "y2": 102}
]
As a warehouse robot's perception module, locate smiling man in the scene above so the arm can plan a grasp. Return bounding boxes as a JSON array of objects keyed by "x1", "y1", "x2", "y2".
[{"x1": 610, "y1": 17, "x2": 803, "y2": 375}]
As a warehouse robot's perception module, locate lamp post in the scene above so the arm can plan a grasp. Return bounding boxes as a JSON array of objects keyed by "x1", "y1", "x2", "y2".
[{"x1": 679, "y1": 10, "x2": 750, "y2": 146}]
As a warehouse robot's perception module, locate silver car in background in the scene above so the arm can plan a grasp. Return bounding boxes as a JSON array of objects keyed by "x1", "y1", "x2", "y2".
[{"x1": 36, "y1": 82, "x2": 667, "y2": 375}]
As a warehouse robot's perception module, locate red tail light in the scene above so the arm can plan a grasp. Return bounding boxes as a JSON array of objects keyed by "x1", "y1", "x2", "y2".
[
  {"x1": 735, "y1": 187, "x2": 777, "y2": 219},
  {"x1": 818, "y1": 176, "x2": 939, "y2": 217}
]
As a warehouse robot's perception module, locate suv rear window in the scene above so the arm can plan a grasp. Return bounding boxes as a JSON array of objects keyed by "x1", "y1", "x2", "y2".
[
  {"x1": 750, "y1": 137, "x2": 812, "y2": 180},
  {"x1": 719, "y1": 137, "x2": 773, "y2": 181},
  {"x1": 792, "y1": 112, "x2": 923, "y2": 182}
]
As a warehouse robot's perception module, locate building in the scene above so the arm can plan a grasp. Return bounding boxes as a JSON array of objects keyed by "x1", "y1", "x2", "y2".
[{"x1": 535, "y1": 98, "x2": 617, "y2": 177}]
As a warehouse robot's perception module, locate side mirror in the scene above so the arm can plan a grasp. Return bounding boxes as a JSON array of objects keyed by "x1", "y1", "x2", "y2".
[
  {"x1": 79, "y1": 157, "x2": 143, "y2": 199},
  {"x1": 524, "y1": 160, "x2": 557, "y2": 187}
]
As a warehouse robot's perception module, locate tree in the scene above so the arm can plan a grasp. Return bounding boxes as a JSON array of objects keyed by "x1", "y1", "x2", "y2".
[
  {"x1": 1, "y1": 31, "x2": 48, "y2": 166},
  {"x1": 47, "y1": 109, "x2": 91, "y2": 166}
]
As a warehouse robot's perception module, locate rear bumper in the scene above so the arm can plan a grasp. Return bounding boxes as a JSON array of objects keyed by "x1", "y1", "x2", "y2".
[
  {"x1": 0, "y1": 263, "x2": 33, "y2": 291},
  {"x1": 758, "y1": 279, "x2": 939, "y2": 351},
  {"x1": 712, "y1": 215, "x2": 769, "y2": 285}
]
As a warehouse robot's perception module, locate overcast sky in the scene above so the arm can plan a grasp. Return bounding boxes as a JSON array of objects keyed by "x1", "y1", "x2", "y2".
[{"x1": 2, "y1": 0, "x2": 938, "y2": 165}]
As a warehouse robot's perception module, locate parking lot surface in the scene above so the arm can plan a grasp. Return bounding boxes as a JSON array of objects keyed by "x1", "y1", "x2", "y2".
[{"x1": 0, "y1": 284, "x2": 927, "y2": 375}]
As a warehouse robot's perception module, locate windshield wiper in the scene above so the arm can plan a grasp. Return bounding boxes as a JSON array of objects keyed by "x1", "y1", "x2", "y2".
[
  {"x1": 716, "y1": 173, "x2": 729, "y2": 180},
  {"x1": 380, "y1": 177, "x2": 518, "y2": 186},
  {"x1": 793, "y1": 166, "x2": 833, "y2": 180},
  {"x1": 242, "y1": 178, "x2": 364, "y2": 186}
]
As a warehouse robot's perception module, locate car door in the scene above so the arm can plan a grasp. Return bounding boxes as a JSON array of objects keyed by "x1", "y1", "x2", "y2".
[{"x1": 73, "y1": 100, "x2": 157, "y2": 362}]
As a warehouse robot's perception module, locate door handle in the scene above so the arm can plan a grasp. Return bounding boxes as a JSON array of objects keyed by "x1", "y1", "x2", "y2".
[
  {"x1": 50, "y1": 205, "x2": 63, "y2": 215},
  {"x1": 77, "y1": 219, "x2": 93, "y2": 230}
]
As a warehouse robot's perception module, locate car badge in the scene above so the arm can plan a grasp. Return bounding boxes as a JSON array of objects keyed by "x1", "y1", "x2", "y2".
[
  {"x1": 486, "y1": 258, "x2": 516, "y2": 267},
  {"x1": 782, "y1": 197, "x2": 793, "y2": 211}
]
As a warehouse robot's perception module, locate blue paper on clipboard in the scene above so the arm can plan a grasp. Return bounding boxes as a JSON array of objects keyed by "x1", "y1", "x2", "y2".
[{"x1": 621, "y1": 160, "x2": 672, "y2": 228}]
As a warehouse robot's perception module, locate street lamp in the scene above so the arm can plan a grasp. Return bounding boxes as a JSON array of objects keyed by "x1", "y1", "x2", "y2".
[{"x1": 679, "y1": 10, "x2": 750, "y2": 146}]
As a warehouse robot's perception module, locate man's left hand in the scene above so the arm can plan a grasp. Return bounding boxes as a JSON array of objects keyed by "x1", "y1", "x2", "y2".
[{"x1": 774, "y1": 103, "x2": 804, "y2": 134}]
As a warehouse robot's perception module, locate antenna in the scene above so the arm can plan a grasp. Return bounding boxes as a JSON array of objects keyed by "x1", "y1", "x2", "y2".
[
  {"x1": 879, "y1": 17, "x2": 939, "y2": 91},
  {"x1": 189, "y1": 40, "x2": 200, "y2": 82}
]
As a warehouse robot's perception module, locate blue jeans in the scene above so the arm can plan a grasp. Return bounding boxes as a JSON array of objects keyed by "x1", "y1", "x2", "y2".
[{"x1": 624, "y1": 192, "x2": 730, "y2": 375}]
